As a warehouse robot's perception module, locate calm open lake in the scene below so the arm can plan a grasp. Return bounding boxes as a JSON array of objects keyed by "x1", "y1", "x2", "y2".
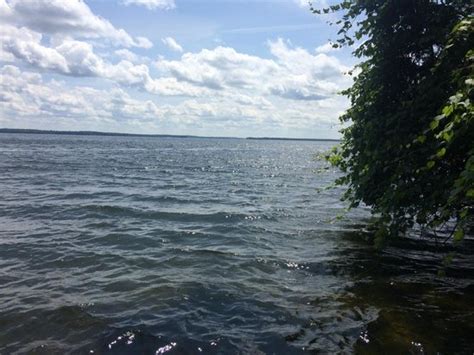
[{"x1": 0, "y1": 134, "x2": 473, "y2": 354}]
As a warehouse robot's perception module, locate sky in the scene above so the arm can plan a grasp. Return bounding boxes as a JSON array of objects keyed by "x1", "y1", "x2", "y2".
[{"x1": 0, "y1": 0, "x2": 357, "y2": 138}]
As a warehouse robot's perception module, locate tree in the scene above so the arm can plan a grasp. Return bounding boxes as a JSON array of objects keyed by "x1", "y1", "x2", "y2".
[{"x1": 315, "y1": 1, "x2": 474, "y2": 245}]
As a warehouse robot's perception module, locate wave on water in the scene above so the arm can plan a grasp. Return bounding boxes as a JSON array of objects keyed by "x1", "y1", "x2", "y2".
[{"x1": 0, "y1": 134, "x2": 473, "y2": 354}]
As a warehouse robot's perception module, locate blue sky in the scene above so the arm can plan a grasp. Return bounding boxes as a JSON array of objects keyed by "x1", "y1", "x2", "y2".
[{"x1": 0, "y1": 0, "x2": 356, "y2": 138}]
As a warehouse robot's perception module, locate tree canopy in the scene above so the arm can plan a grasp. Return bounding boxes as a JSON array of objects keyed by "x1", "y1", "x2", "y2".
[{"x1": 317, "y1": 1, "x2": 474, "y2": 245}]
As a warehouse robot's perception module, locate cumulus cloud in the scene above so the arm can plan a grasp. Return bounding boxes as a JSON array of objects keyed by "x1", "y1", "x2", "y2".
[
  {"x1": 0, "y1": 65, "x2": 102, "y2": 119},
  {"x1": 0, "y1": 24, "x2": 207, "y2": 97},
  {"x1": 0, "y1": 0, "x2": 352, "y2": 137},
  {"x1": 0, "y1": 64, "x2": 346, "y2": 136},
  {"x1": 114, "y1": 49, "x2": 140, "y2": 63},
  {"x1": 0, "y1": 65, "x2": 162, "y2": 125},
  {"x1": 315, "y1": 42, "x2": 340, "y2": 53},
  {"x1": 1, "y1": 25, "x2": 69, "y2": 73},
  {"x1": 2, "y1": 25, "x2": 352, "y2": 124},
  {"x1": 155, "y1": 39, "x2": 350, "y2": 101},
  {"x1": 121, "y1": 0, "x2": 175, "y2": 10},
  {"x1": 156, "y1": 46, "x2": 279, "y2": 90},
  {"x1": 269, "y1": 38, "x2": 344, "y2": 79},
  {"x1": 1, "y1": 26, "x2": 100, "y2": 76},
  {"x1": 161, "y1": 37, "x2": 183, "y2": 52},
  {"x1": 0, "y1": 0, "x2": 152, "y2": 48},
  {"x1": 56, "y1": 40, "x2": 106, "y2": 76},
  {"x1": 145, "y1": 78, "x2": 210, "y2": 96}
]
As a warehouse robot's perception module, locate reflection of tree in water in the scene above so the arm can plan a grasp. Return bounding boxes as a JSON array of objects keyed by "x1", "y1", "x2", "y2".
[{"x1": 331, "y1": 225, "x2": 474, "y2": 354}]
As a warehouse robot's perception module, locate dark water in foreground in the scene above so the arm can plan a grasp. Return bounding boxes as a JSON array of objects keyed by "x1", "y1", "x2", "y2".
[{"x1": 0, "y1": 134, "x2": 473, "y2": 354}]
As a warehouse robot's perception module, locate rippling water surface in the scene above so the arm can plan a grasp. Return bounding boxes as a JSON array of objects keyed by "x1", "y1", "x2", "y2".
[{"x1": 1, "y1": 134, "x2": 473, "y2": 354}]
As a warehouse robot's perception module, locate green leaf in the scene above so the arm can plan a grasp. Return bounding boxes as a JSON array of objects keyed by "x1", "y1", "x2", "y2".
[
  {"x1": 442, "y1": 130, "x2": 453, "y2": 143},
  {"x1": 312, "y1": 4, "x2": 473, "y2": 249},
  {"x1": 416, "y1": 135, "x2": 426, "y2": 143},
  {"x1": 442, "y1": 105, "x2": 454, "y2": 116},
  {"x1": 429, "y1": 120, "x2": 439, "y2": 130},
  {"x1": 436, "y1": 147, "x2": 446, "y2": 158}
]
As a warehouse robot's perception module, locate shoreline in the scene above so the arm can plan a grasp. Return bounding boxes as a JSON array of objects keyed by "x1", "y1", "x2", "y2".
[{"x1": 0, "y1": 128, "x2": 340, "y2": 142}]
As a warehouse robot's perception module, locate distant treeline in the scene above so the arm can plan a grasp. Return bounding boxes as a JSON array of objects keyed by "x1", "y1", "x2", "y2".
[
  {"x1": 246, "y1": 137, "x2": 339, "y2": 142},
  {"x1": 0, "y1": 128, "x2": 198, "y2": 139},
  {"x1": 0, "y1": 128, "x2": 339, "y2": 142}
]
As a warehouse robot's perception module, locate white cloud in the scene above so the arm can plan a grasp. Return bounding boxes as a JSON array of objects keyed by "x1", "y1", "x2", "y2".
[
  {"x1": 0, "y1": 51, "x2": 15, "y2": 62},
  {"x1": 0, "y1": 64, "x2": 347, "y2": 137},
  {"x1": 161, "y1": 37, "x2": 183, "y2": 52},
  {"x1": 3, "y1": 34, "x2": 351, "y2": 122},
  {"x1": 114, "y1": 49, "x2": 140, "y2": 63},
  {"x1": 56, "y1": 39, "x2": 105, "y2": 76},
  {"x1": 315, "y1": 42, "x2": 339, "y2": 53},
  {"x1": 294, "y1": 0, "x2": 327, "y2": 8},
  {"x1": 1, "y1": 26, "x2": 70, "y2": 73},
  {"x1": 0, "y1": 0, "x2": 358, "y2": 138},
  {"x1": 145, "y1": 77, "x2": 210, "y2": 96},
  {"x1": 1, "y1": 27, "x2": 101, "y2": 76},
  {"x1": 0, "y1": 65, "x2": 102, "y2": 119},
  {"x1": 121, "y1": 0, "x2": 175, "y2": 10},
  {"x1": 268, "y1": 38, "x2": 343, "y2": 79},
  {"x1": 0, "y1": 0, "x2": 352, "y2": 138},
  {"x1": 0, "y1": 24, "x2": 206, "y2": 97},
  {"x1": 155, "y1": 39, "x2": 350, "y2": 101},
  {"x1": 0, "y1": 0, "x2": 152, "y2": 48},
  {"x1": 266, "y1": 38, "x2": 349, "y2": 99},
  {"x1": 294, "y1": 0, "x2": 309, "y2": 8},
  {"x1": 156, "y1": 46, "x2": 279, "y2": 90},
  {"x1": 0, "y1": 65, "x2": 161, "y2": 126}
]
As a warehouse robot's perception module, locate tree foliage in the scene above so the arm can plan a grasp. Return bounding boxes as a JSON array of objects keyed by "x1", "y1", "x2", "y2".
[{"x1": 315, "y1": 1, "x2": 474, "y2": 244}]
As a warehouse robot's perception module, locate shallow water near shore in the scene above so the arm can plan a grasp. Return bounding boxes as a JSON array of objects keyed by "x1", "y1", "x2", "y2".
[{"x1": 0, "y1": 134, "x2": 473, "y2": 354}]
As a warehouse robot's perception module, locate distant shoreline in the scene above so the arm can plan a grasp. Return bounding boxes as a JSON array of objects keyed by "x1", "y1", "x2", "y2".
[{"x1": 0, "y1": 128, "x2": 340, "y2": 142}]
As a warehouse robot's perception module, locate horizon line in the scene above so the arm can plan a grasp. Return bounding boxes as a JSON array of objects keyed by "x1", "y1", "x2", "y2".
[{"x1": 0, "y1": 128, "x2": 340, "y2": 142}]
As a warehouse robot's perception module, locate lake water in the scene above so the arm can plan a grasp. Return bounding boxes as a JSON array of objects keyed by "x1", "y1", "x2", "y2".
[{"x1": 0, "y1": 134, "x2": 473, "y2": 354}]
